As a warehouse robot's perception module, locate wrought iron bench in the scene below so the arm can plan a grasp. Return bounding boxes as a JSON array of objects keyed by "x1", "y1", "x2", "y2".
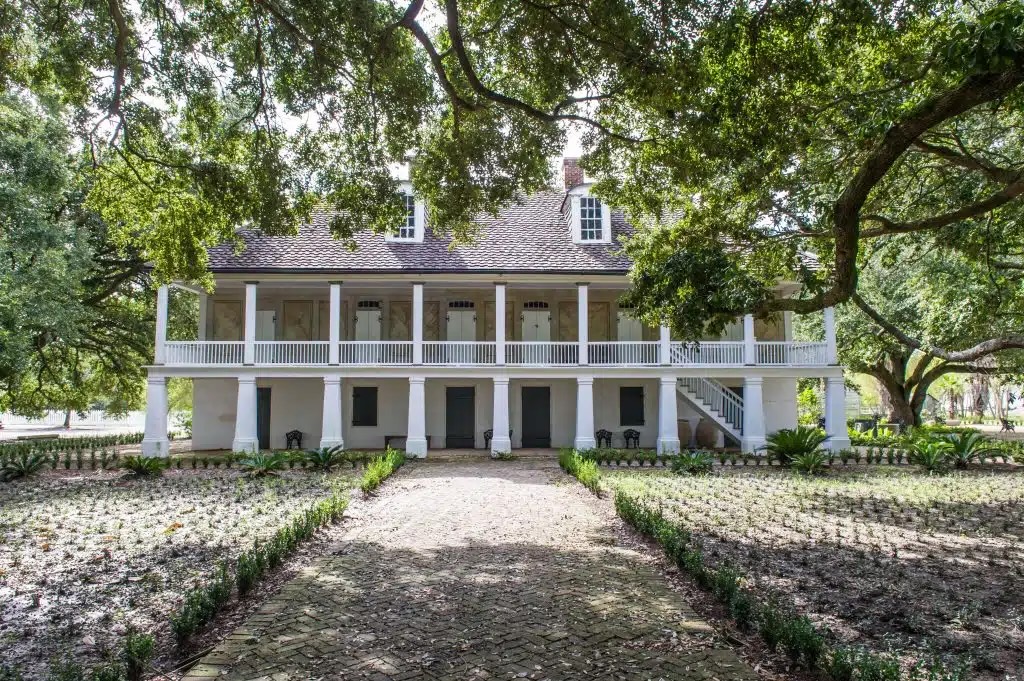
[
  {"x1": 595, "y1": 429, "x2": 613, "y2": 448},
  {"x1": 623, "y1": 429, "x2": 641, "y2": 448},
  {"x1": 483, "y1": 429, "x2": 512, "y2": 449},
  {"x1": 285, "y1": 430, "x2": 303, "y2": 449}
]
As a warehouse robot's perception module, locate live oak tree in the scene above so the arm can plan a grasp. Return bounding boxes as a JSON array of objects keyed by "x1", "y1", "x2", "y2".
[
  {"x1": 3, "y1": 1, "x2": 1024, "y2": 376},
  {"x1": 0, "y1": 93, "x2": 192, "y2": 416}
]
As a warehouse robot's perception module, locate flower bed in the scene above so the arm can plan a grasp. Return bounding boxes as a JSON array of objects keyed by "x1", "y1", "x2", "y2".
[
  {"x1": 0, "y1": 468, "x2": 356, "y2": 678},
  {"x1": 605, "y1": 467, "x2": 1024, "y2": 680}
]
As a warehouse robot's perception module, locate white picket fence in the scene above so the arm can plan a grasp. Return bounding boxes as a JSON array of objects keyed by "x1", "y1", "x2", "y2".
[{"x1": 0, "y1": 410, "x2": 147, "y2": 429}]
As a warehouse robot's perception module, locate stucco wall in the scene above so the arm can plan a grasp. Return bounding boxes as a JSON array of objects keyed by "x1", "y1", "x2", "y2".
[
  {"x1": 763, "y1": 377, "x2": 798, "y2": 434},
  {"x1": 191, "y1": 378, "x2": 238, "y2": 450},
  {"x1": 593, "y1": 378, "x2": 659, "y2": 448}
]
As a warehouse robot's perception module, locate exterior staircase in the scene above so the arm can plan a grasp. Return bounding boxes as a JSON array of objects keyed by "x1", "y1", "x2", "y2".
[{"x1": 676, "y1": 377, "x2": 743, "y2": 445}]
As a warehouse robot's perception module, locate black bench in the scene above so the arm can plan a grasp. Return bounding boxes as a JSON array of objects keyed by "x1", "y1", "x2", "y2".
[
  {"x1": 285, "y1": 430, "x2": 303, "y2": 449},
  {"x1": 595, "y1": 429, "x2": 613, "y2": 448},
  {"x1": 623, "y1": 429, "x2": 641, "y2": 448},
  {"x1": 484, "y1": 429, "x2": 512, "y2": 449}
]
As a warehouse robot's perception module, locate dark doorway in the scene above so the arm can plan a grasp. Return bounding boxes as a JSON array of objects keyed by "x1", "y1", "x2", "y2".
[
  {"x1": 521, "y1": 386, "x2": 551, "y2": 448},
  {"x1": 257, "y1": 387, "x2": 271, "y2": 450},
  {"x1": 445, "y1": 387, "x2": 475, "y2": 448}
]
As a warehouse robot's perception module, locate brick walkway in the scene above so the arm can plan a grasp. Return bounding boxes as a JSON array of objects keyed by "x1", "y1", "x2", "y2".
[{"x1": 184, "y1": 458, "x2": 757, "y2": 680}]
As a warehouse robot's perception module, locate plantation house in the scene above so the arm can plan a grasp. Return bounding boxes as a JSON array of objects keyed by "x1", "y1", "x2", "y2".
[{"x1": 141, "y1": 159, "x2": 849, "y2": 457}]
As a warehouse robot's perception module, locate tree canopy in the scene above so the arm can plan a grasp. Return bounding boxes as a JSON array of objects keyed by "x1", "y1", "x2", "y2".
[
  {"x1": 3, "y1": 0, "x2": 1024, "y2": 381},
  {"x1": 0, "y1": 93, "x2": 189, "y2": 416}
]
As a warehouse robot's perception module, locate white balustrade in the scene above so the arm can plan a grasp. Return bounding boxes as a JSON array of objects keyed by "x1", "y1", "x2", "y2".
[
  {"x1": 506, "y1": 342, "x2": 579, "y2": 366},
  {"x1": 165, "y1": 341, "x2": 244, "y2": 365},
  {"x1": 678, "y1": 377, "x2": 744, "y2": 431},
  {"x1": 423, "y1": 342, "x2": 496, "y2": 365},
  {"x1": 669, "y1": 341, "x2": 745, "y2": 365},
  {"x1": 338, "y1": 341, "x2": 413, "y2": 365},
  {"x1": 756, "y1": 341, "x2": 827, "y2": 366},
  {"x1": 254, "y1": 341, "x2": 328, "y2": 365},
  {"x1": 588, "y1": 341, "x2": 660, "y2": 365}
]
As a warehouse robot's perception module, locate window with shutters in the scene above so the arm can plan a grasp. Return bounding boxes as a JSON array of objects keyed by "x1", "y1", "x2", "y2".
[
  {"x1": 619, "y1": 386, "x2": 645, "y2": 426},
  {"x1": 352, "y1": 387, "x2": 378, "y2": 427}
]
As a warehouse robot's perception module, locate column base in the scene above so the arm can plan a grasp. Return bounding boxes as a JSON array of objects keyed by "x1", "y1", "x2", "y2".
[
  {"x1": 490, "y1": 437, "x2": 512, "y2": 456},
  {"x1": 405, "y1": 437, "x2": 428, "y2": 458},
  {"x1": 827, "y1": 436, "x2": 852, "y2": 452},
  {"x1": 319, "y1": 438, "x2": 345, "y2": 450},
  {"x1": 232, "y1": 438, "x2": 258, "y2": 453},
  {"x1": 657, "y1": 437, "x2": 681, "y2": 455},
  {"x1": 141, "y1": 437, "x2": 170, "y2": 458},
  {"x1": 573, "y1": 436, "x2": 596, "y2": 451},
  {"x1": 741, "y1": 436, "x2": 766, "y2": 453}
]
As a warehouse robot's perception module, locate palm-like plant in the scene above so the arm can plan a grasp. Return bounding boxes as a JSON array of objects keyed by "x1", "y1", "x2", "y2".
[
  {"x1": 237, "y1": 451, "x2": 290, "y2": 477},
  {"x1": 305, "y1": 446, "x2": 345, "y2": 471},
  {"x1": 944, "y1": 431, "x2": 998, "y2": 469},
  {"x1": 764, "y1": 426, "x2": 828, "y2": 464},
  {"x1": 907, "y1": 440, "x2": 953, "y2": 474},
  {"x1": 120, "y1": 455, "x2": 167, "y2": 477},
  {"x1": 1, "y1": 452, "x2": 48, "y2": 481}
]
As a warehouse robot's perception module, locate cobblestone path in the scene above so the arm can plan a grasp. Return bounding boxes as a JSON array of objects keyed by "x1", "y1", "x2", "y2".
[{"x1": 184, "y1": 458, "x2": 757, "y2": 680}]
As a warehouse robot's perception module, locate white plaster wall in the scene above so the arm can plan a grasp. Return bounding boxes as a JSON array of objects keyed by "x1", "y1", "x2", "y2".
[
  {"x1": 342, "y1": 378, "x2": 408, "y2": 449},
  {"x1": 262, "y1": 378, "x2": 323, "y2": 450},
  {"x1": 593, "y1": 378, "x2": 659, "y2": 448},
  {"x1": 192, "y1": 378, "x2": 238, "y2": 450},
  {"x1": 763, "y1": 377, "x2": 798, "y2": 434},
  {"x1": 509, "y1": 379, "x2": 576, "y2": 448}
]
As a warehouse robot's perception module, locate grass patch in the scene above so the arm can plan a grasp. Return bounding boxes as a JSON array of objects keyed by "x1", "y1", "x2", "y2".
[
  {"x1": 558, "y1": 449, "x2": 601, "y2": 495},
  {"x1": 359, "y1": 447, "x2": 406, "y2": 494}
]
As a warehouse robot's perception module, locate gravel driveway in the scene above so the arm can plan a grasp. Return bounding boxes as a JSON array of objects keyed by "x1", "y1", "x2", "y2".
[{"x1": 184, "y1": 457, "x2": 757, "y2": 680}]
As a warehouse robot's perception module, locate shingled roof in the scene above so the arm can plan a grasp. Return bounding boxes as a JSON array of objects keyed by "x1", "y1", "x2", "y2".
[{"x1": 207, "y1": 190, "x2": 634, "y2": 274}]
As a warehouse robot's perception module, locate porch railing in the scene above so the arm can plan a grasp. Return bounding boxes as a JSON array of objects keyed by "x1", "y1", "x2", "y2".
[
  {"x1": 588, "y1": 341, "x2": 660, "y2": 365},
  {"x1": 757, "y1": 342, "x2": 827, "y2": 366},
  {"x1": 159, "y1": 340, "x2": 829, "y2": 367},
  {"x1": 423, "y1": 341, "x2": 496, "y2": 365},
  {"x1": 165, "y1": 341, "x2": 244, "y2": 365},
  {"x1": 338, "y1": 341, "x2": 413, "y2": 365},
  {"x1": 506, "y1": 341, "x2": 579, "y2": 366},
  {"x1": 670, "y1": 341, "x2": 745, "y2": 365},
  {"x1": 255, "y1": 341, "x2": 328, "y2": 365}
]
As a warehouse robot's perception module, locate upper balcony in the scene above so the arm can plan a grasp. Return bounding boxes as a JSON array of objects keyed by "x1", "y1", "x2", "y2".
[
  {"x1": 162, "y1": 339, "x2": 828, "y2": 367},
  {"x1": 153, "y1": 277, "x2": 837, "y2": 370}
]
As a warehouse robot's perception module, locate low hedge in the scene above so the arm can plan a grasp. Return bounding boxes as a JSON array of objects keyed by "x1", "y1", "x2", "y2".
[
  {"x1": 558, "y1": 449, "x2": 601, "y2": 495},
  {"x1": 615, "y1": 491, "x2": 967, "y2": 680},
  {"x1": 359, "y1": 447, "x2": 406, "y2": 494}
]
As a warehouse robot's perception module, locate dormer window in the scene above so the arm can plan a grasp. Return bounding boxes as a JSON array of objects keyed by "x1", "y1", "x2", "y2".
[
  {"x1": 566, "y1": 187, "x2": 612, "y2": 244},
  {"x1": 386, "y1": 182, "x2": 425, "y2": 243},
  {"x1": 579, "y1": 197, "x2": 604, "y2": 241}
]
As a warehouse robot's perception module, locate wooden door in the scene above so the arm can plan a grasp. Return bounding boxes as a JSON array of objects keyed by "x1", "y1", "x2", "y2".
[
  {"x1": 445, "y1": 387, "x2": 476, "y2": 448},
  {"x1": 521, "y1": 387, "x2": 551, "y2": 448},
  {"x1": 256, "y1": 387, "x2": 271, "y2": 450}
]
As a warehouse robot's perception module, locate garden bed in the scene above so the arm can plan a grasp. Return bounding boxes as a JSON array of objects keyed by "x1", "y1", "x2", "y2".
[
  {"x1": 0, "y1": 467, "x2": 356, "y2": 678},
  {"x1": 605, "y1": 466, "x2": 1024, "y2": 679}
]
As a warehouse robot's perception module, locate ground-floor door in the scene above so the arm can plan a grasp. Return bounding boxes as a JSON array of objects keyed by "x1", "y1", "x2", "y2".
[
  {"x1": 445, "y1": 387, "x2": 475, "y2": 448},
  {"x1": 521, "y1": 386, "x2": 551, "y2": 448},
  {"x1": 257, "y1": 387, "x2": 271, "y2": 450}
]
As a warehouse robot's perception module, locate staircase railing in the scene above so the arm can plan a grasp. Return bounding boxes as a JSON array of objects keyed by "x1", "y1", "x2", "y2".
[{"x1": 677, "y1": 377, "x2": 744, "y2": 433}]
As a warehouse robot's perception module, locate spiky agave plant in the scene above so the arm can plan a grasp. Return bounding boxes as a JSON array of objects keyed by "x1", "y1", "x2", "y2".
[
  {"x1": 764, "y1": 426, "x2": 828, "y2": 465},
  {"x1": 0, "y1": 452, "x2": 49, "y2": 481},
  {"x1": 120, "y1": 455, "x2": 168, "y2": 477},
  {"x1": 237, "y1": 451, "x2": 290, "y2": 477},
  {"x1": 907, "y1": 440, "x2": 953, "y2": 474}
]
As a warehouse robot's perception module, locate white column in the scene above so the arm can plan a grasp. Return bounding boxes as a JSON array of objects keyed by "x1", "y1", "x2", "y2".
[
  {"x1": 197, "y1": 292, "x2": 208, "y2": 341},
  {"x1": 574, "y1": 376, "x2": 596, "y2": 450},
  {"x1": 232, "y1": 376, "x2": 259, "y2": 452},
  {"x1": 406, "y1": 376, "x2": 427, "y2": 457},
  {"x1": 328, "y1": 282, "x2": 342, "y2": 365},
  {"x1": 320, "y1": 375, "x2": 344, "y2": 448},
  {"x1": 577, "y1": 283, "x2": 589, "y2": 365},
  {"x1": 495, "y1": 283, "x2": 506, "y2": 366},
  {"x1": 412, "y1": 283, "x2": 424, "y2": 365},
  {"x1": 243, "y1": 282, "x2": 257, "y2": 365},
  {"x1": 657, "y1": 376, "x2": 681, "y2": 454},
  {"x1": 154, "y1": 285, "x2": 169, "y2": 364},
  {"x1": 824, "y1": 306, "x2": 837, "y2": 364},
  {"x1": 659, "y1": 325, "x2": 671, "y2": 365},
  {"x1": 741, "y1": 376, "x2": 766, "y2": 452},
  {"x1": 743, "y1": 314, "x2": 756, "y2": 365},
  {"x1": 141, "y1": 376, "x2": 170, "y2": 457},
  {"x1": 491, "y1": 376, "x2": 512, "y2": 455},
  {"x1": 825, "y1": 375, "x2": 851, "y2": 451}
]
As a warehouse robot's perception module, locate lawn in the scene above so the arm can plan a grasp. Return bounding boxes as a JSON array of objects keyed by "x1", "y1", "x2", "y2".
[
  {"x1": 605, "y1": 466, "x2": 1024, "y2": 679},
  {"x1": 0, "y1": 467, "x2": 356, "y2": 678}
]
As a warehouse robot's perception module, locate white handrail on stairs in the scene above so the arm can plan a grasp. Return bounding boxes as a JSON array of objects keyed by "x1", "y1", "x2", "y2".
[{"x1": 677, "y1": 377, "x2": 744, "y2": 432}]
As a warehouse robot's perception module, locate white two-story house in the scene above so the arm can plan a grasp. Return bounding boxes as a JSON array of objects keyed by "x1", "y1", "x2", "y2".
[{"x1": 141, "y1": 159, "x2": 850, "y2": 457}]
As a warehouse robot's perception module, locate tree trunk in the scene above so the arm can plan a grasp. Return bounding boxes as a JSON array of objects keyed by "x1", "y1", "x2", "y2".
[{"x1": 62, "y1": 409, "x2": 72, "y2": 430}]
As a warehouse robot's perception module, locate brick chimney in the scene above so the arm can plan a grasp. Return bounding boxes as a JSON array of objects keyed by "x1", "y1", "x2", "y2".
[{"x1": 562, "y1": 157, "x2": 585, "y2": 189}]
